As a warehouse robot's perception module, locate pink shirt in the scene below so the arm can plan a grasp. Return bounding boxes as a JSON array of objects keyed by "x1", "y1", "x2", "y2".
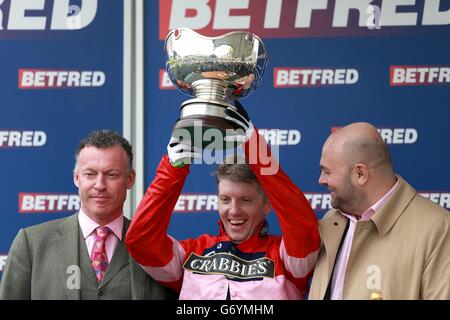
[
  {"x1": 330, "y1": 178, "x2": 400, "y2": 300},
  {"x1": 78, "y1": 210, "x2": 123, "y2": 263}
]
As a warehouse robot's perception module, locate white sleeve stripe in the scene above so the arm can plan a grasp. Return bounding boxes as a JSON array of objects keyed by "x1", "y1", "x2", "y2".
[
  {"x1": 279, "y1": 239, "x2": 319, "y2": 278},
  {"x1": 140, "y1": 236, "x2": 185, "y2": 282}
]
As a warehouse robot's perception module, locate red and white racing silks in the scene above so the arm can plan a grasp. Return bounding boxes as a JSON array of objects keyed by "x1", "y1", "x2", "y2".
[{"x1": 126, "y1": 130, "x2": 320, "y2": 299}]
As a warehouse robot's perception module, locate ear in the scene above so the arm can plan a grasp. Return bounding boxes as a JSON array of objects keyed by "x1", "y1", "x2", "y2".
[
  {"x1": 126, "y1": 169, "x2": 136, "y2": 189},
  {"x1": 263, "y1": 199, "x2": 272, "y2": 217},
  {"x1": 354, "y1": 163, "x2": 369, "y2": 186},
  {"x1": 73, "y1": 171, "x2": 79, "y2": 188}
]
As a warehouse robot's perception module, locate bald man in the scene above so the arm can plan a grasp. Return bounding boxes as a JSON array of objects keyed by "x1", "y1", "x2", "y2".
[{"x1": 308, "y1": 122, "x2": 450, "y2": 300}]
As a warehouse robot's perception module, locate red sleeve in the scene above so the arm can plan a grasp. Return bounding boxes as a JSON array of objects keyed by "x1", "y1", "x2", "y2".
[
  {"x1": 125, "y1": 155, "x2": 189, "y2": 267},
  {"x1": 244, "y1": 128, "x2": 320, "y2": 258}
]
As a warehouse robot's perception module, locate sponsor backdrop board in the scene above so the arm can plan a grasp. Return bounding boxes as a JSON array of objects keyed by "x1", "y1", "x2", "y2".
[
  {"x1": 145, "y1": 1, "x2": 450, "y2": 240},
  {"x1": 0, "y1": 1, "x2": 123, "y2": 277}
]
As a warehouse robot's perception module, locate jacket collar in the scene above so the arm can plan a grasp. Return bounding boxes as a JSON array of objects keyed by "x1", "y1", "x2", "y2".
[
  {"x1": 370, "y1": 175, "x2": 416, "y2": 237},
  {"x1": 327, "y1": 175, "x2": 416, "y2": 238}
]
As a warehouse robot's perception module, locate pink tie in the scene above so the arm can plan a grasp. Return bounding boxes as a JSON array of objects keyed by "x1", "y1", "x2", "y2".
[{"x1": 91, "y1": 226, "x2": 111, "y2": 284}]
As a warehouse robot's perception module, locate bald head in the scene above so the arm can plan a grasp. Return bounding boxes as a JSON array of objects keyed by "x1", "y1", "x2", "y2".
[
  {"x1": 319, "y1": 122, "x2": 396, "y2": 215},
  {"x1": 325, "y1": 122, "x2": 392, "y2": 173}
]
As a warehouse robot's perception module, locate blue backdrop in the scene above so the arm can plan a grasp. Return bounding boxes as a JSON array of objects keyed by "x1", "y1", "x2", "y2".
[
  {"x1": 0, "y1": 0, "x2": 123, "y2": 277},
  {"x1": 144, "y1": 0, "x2": 450, "y2": 240},
  {"x1": 1, "y1": 0, "x2": 449, "y2": 280}
]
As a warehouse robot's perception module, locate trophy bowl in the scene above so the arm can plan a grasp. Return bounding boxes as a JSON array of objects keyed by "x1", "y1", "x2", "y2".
[{"x1": 164, "y1": 28, "x2": 268, "y2": 149}]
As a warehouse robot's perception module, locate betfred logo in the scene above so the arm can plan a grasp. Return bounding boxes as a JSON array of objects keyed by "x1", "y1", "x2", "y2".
[
  {"x1": 258, "y1": 129, "x2": 301, "y2": 146},
  {"x1": 0, "y1": 254, "x2": 7, "y2": 272},
  {"x1": 420, "y1": 192, "x2": 450, "y2": 210},
  {"x1": 305, "y1": 193, "x2": 332, "y2": 211},
  {"x1": 377, "y1": 128, "x2": 418, "y2": 144},
  {"x1": 18, "y1": 69, "x2": 106, "y2": 89},
  {"x1": 390, "y1": 66, "x2": 450, "y2": 86},
  {"x1": 0, "y1": 0, "x2": 97, "y2": 31},
  {"x1": 175, "y1": 194, "x2": 218, "y2": 213},
  {"x1": 160, "y1": 69, "x2": 175, "y2": 90},
  {"x1": 307, "y1": 192, "x2": 450, "y2": 212},
  {"x1": 0, "y1": 130, "x2": 46, "y2": 148},
  {"x1": 173, "y1": 192, "x2": 449, "y2": 213},
  {"x1": 331, "y1": 127, "x2": 418, "y2": 144},
  {"x1": 274, "y1": 68, "x2": 358, "y2": 87},
  {"x1": 19, "y1": 193, "x2": 80, "y2": 213},
  {"x1": 159, "y1": 0, "x2": 450, "y2": 39},
  {"x1": 174, "y1": 192, "x2": 331, "y2": 213}
]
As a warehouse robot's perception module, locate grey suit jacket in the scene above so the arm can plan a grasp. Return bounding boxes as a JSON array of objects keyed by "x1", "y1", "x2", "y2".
[{"x1": 0, "y1": 213, "x2": 176, "y2": 300}]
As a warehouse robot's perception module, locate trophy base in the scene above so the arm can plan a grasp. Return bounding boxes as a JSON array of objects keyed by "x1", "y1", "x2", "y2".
[{"x1": 172, "y1": 99, "x2": 243, "y2": 150}]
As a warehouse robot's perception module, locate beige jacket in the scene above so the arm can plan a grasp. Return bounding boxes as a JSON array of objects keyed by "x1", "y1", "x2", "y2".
[{"x1": 309, "y1": 176, "x2": 450, "y2": 300}]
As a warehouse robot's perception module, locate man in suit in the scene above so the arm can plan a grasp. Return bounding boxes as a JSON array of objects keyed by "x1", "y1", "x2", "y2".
[
  {"x1": 309, "y1": 122, "x2": 450, "y2": 300},
  {"x1": 0, "y1": 130, "x2": 175, "y2": 299}
]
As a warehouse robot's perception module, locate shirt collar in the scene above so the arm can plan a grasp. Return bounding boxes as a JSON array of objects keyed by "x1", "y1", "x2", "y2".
[
  {"x1": 78, "y1": 209, "x2": 123, "y2": 240},
  {"x1": 218, "y1": 219, "x2": 269, "y2": 242}
]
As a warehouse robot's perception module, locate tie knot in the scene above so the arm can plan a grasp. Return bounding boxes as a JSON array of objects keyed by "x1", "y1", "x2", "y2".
[{"x1": 96, "y1": 226, "x2": 111, "y2": 239}]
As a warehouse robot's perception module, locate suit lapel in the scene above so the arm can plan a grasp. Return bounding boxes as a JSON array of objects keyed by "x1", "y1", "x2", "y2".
[
  {"x1": 78, "y1": 227, "x2": 100, "y2": 287},
  {"x1": 122, "y1": 218, "x2": 147, "y2": 299},
  {"x1": 53, "y1": 213, "x2": 82, "y2": 300},
  {"x1": 318, "y1": 211, "x2": 348, "y2": 298}
]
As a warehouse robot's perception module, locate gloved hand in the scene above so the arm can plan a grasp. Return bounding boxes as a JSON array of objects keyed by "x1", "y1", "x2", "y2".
[
  {"x1": 224, "y1": 100, "x2": 255, "y2": 143},
  {"x1": 167, "y1": 136, "x2": 201, "y2": 167}
]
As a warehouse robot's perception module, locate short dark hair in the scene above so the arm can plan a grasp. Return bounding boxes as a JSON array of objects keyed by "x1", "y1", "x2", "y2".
[
  {"x1": 215, "y1": 155, "x2": 267, "y2": 201},
  {"x1": 75, "y1": 130, "x2": 133, "y2": 170}
]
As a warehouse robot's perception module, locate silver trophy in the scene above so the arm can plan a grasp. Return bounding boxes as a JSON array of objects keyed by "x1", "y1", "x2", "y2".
[{"x1": 164, "y1": 28, "x2": 268, "y2": 148}]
